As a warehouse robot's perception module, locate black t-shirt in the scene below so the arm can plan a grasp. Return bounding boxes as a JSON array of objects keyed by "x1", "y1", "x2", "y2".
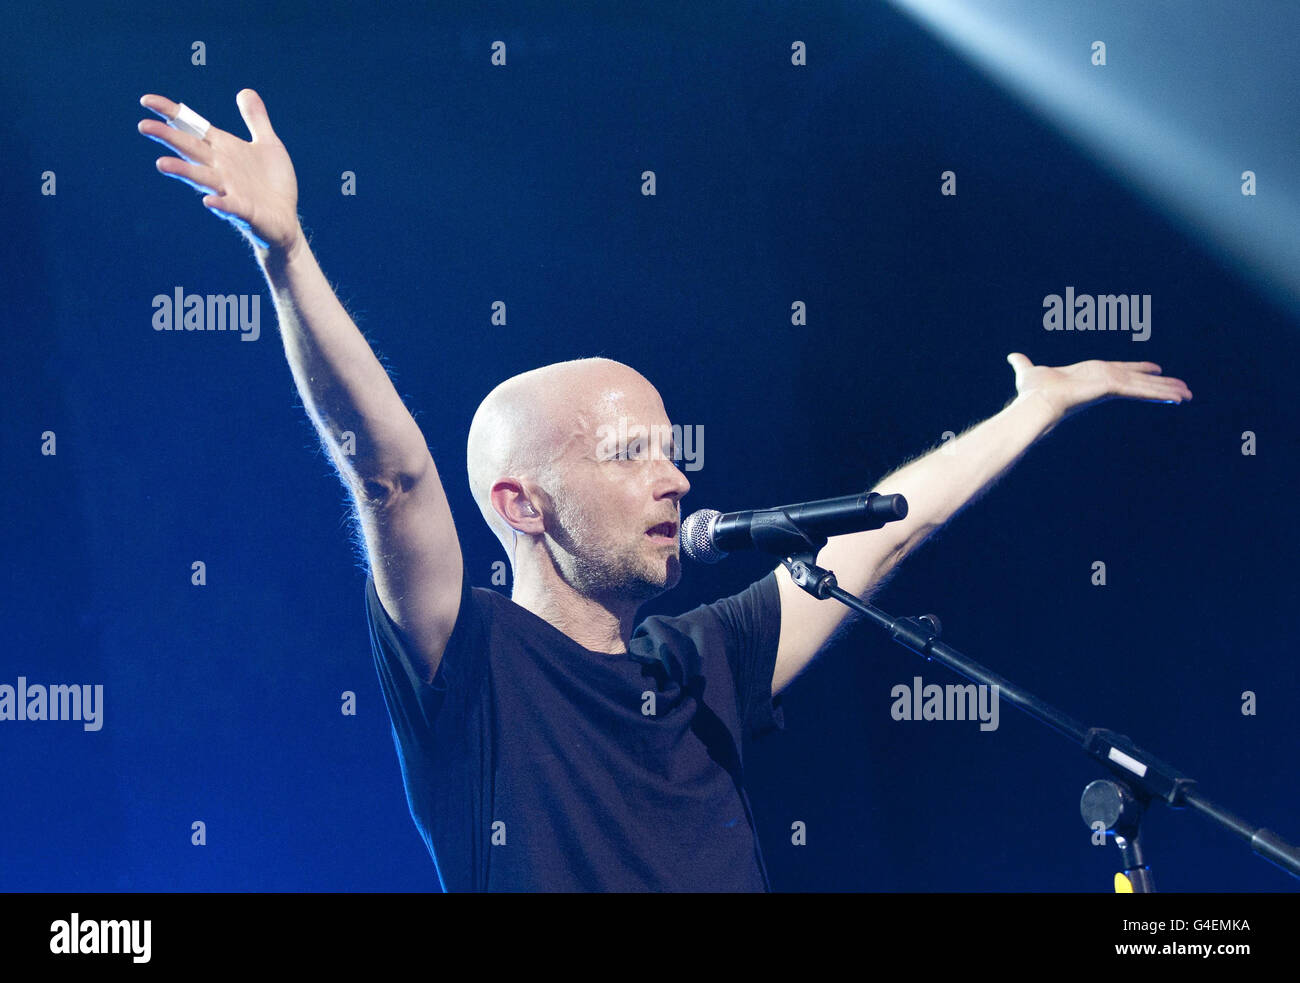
[{"x1": 364, "y1": 568, "x2": 785, "y2": 892}]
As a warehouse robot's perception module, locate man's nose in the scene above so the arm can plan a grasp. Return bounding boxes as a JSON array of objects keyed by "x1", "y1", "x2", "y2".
[{"x1": 657, "y1": 457, "x2": 690, "y2": 501}]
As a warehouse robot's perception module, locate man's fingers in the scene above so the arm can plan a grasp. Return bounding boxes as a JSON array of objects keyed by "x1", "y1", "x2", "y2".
[
  {"x1": 140, "y1": 94, "x2": 212, "y2": 140},
  {"x1": 1122, "y1": 367, "x2": 1190, "y2": 397},
  {"x1": 155, "y1": 157, "x2": 224, "y2": 196},
  {"x1": 139, "y1": 93, "x2": 181, "y2": 120},
  {"x1": 201, "y1": 192, "x2": 237, "y2": 217},
  {"x1": 1122, "y1": 376, "x2": 1191, "y2": 402},
  {"x1": 201, "y1": 190, "x2": 250, "y2": 223},
  {"x1": 200, "y1": 193, "x2": 264, "y2": 245},
  {"x1": 236, "y1": 88, "x2": 277, "y2": 143},
  {"x1": 137, "y1": 119, "x2": 214, "y2": 165}
]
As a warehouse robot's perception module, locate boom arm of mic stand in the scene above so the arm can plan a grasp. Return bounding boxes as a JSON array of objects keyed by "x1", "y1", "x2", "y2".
[{"x1": 777, "y1": 553, "x2": 1300, "y2": 883}]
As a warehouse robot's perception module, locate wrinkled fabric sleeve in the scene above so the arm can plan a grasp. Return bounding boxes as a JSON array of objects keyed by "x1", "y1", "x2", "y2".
[
  {"x1": 706, "y1": 570, "x2": 785, "y2": 741},
  {"x1": 365, "y1": 570, "x2": 485, "y2": 741},
  {"x1": 364, "y1": 570, "x2": 489, "y2": 882}
]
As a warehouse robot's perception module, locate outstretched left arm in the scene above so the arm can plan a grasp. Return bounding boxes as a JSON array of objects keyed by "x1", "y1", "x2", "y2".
[{"x1": 771, "y1": 353, "x2": 1193, "y2": 695}]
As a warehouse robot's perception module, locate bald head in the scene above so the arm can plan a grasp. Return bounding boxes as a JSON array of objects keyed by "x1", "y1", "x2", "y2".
[{"x1": 466, "y1": 357, "x2": 667, "y2": 551}]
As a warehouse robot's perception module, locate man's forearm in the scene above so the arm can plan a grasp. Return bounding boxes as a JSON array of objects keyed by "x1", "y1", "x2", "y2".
[
  {"x1": 774, "y1": 356, "x2": 1187, "y2": 689},
  {"x1": 868, "y1": 390, "x2": 1061, "y2": 567},
  {"x1": 256, "y1": 232, "x2": 431, "y2": 499}
]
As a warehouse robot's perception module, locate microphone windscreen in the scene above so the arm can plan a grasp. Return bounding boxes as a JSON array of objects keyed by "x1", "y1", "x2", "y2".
[{"x1": 679, "y1": 509, "x2": 725, "y2": 563}]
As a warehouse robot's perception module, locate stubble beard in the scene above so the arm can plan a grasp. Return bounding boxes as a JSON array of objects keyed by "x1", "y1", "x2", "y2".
[
  {"x1": 547, "y1": 495, "x2": 678, "y2": 605},
  {"x1": 562, "y1": 532, "x2": 676, "y2": 605}
]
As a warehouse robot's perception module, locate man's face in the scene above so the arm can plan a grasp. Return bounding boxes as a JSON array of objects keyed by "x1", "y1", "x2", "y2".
[{"x1": 539, "y1": 377, "x2": 691, "y2": 604}]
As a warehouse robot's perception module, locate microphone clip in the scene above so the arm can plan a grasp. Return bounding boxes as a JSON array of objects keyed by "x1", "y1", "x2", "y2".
[
  {"x1": 748, "y1": 507, "x2": 838, "y2": 599},
  {"x1": 738, "y1": 507, "x2": 837, "y2": 598},
  {"x1": 784, "y1": 555, "x2": 838, "y2": 600},
  {"x1": 748, "y1": 509, "x2": 827, "y2": 559}
]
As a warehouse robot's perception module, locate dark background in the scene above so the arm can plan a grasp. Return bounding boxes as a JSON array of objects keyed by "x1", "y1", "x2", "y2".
[{"x1": 2, "y1": 0, "x2": 1296, "y2": 891}]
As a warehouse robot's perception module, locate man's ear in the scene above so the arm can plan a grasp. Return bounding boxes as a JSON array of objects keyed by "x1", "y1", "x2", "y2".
[{"x1": 491, "y1": 479, "x2": 544, "y2": 533}]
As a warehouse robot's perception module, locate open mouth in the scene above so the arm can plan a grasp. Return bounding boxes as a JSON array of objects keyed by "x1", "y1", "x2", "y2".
[{"x1": 645, "y1": 521, "x2": 678, "y2": 542}]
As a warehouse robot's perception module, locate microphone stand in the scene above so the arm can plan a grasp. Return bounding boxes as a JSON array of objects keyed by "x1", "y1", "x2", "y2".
[{"x1": 760, "y1": 492, "x2": 1300, "y2": 890}]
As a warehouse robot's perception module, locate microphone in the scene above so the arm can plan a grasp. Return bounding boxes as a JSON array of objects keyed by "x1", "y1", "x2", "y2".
[{"x1": 679, "y1": 491, "x2": 908, "y2": 563}]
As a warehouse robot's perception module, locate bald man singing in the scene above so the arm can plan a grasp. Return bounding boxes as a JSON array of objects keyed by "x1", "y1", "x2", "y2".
[{"x1": 138, "y1": 90, "x2": 1193, "y2": 892}]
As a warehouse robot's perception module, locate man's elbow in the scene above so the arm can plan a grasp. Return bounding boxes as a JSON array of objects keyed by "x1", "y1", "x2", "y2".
[{"x1": 349, "y1": 453, "x2": 434, "y2": 510}]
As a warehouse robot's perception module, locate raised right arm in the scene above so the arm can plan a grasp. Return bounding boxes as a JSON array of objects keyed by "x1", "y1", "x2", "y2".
[{"x1": 138, "y1": 88, "x2": 460, "y2": 681}]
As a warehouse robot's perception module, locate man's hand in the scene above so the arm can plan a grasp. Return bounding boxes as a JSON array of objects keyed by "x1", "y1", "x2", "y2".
[
  {"x1": 1006, "y1": 352, "x2": 1193, "y2": 424},
  {"x1": 138, "y1": 89, "x2": 303, "y2": 258},
  {"x1": 771, "y1": 353, "x2": 1194, "y2": 694}
]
